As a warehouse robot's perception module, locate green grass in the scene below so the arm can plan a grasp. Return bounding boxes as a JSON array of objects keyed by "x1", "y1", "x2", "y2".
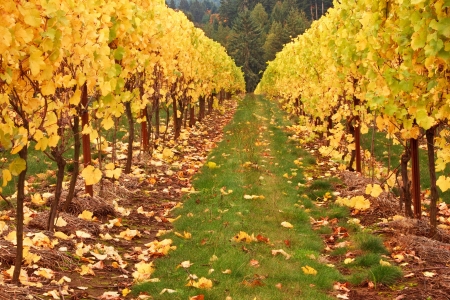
[
  {"x1": 132, "y1": 95, "x2": 345, "y2": 299},
  {"x1": 360, "y1": 129, "x2": 450, "y2": 202},
  {"x1": 131, "y1": 96, "x2": 405, "y2": 298},
  {"x1": 354, "y1": 233, "x2": 389, "y2": 254}
]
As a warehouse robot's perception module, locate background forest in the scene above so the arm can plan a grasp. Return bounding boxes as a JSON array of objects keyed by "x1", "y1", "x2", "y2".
[{"x1": 167, "y1": 0, "x2": 333, "y2": 92}]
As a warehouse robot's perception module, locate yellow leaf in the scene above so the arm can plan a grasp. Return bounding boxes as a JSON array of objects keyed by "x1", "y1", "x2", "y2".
[
  {"x1": 69, "y1": 89, "x2": 81, "y2": 105},
  {"x1": 9, "y1": 158, "x2": 26, "y2": 176},
  {"x1": 301, "y1": 265, "x2": 317, "y2": 275},
  {"x1": 122, "y1": 288, "x2": 131, "y2": 297},
  {"x1": 29, "y1": 47, "x2": 45, "y2": 76},
  {"x1": 78, "y1": 210, "x2": 94, "y2": 221},
  {"x1": 132, "y1": 261, "x2": 155, "y2": 282},
  {"x1": 344, "y1": 258, "x2": 355, "y2": 264},
  {"x1": 79, "y1": 264, "x2": 95, "y2": 276},
  {"x1": 174, "y1": 231, "x2": 192, "y2": 239},
  {"x1": 105, "y1": 167, "x2": 122, "y2": 179},
  {"x1": 54, "y1": 231, "x2": 70, "y2": 240},
  {"x1": 162, "y1": 148, "x2": 174, "y2": 159},
  {"x1": 118, "y1": 228, "x2": 141, "y2": 241},
  {"x1": 186, "y1": 277, "x2": 213, "y2": 289},
  {"x1": 54, "y1": 217, "x2": 67, "y2": 227},
  {"x1": 41, "y1": 81, "x2": 55, "y2": 96},
  {"x1": 31, "y1": 193, "x2": 46, "y2": 206},
  {"x1": 423, "y1": 271, "x2": 436, "y2": 277},
  {"x1": 379, "y1": 259, "x2": 391, "y2": 266},
  {"x1": 437, "y1": 176, "x2": 450, "y2": 192},
  {"x1": 281, "y1": 221, "x2": 294, "y2": 228},
  {"x1": 365, "y1": 184, "x2": 383, "y2": 197},
  {"x1": 76, "y1": 231, "x2": 91, "y2": 238},
  {"x1": 102, "y1": 117, "x2": 114, "y2": 130},
  {"x1": 230, "y1": 231, "x2": 256, "y2": 243},
  {"x1": 34, "y1": 268, "x2": 54, "y2": 279},
  {"x1": 207, "y1": 162, "x2": 217, "y2": 169},
  {"x1": 81, "y1": 165, "x2": 102, "y2": 186},
  {"x1": 2, "y1": 169, "x2": 11, "y2": 187}
]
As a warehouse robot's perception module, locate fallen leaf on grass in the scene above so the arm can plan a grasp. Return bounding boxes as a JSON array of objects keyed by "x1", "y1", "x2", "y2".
[
  {"x1": 404, "y1": 272, "x2": 415, "y2": 278},
  {"x1": 301, "y1": 265, "x2": 317, "y2": 275},
  {"x1": 379, "y1": 259, "x2": 391, "y2": 266},
  {"x1": 281, "y1": 221, "x2": 294, "y2": 228},
  {"x1": 178, "y1": 261, "x2": 194, "y2": 269},
  {"x1": 222, "y1": 269, "x2": 232, "y2": 274},
  {"x1": 249, "y1": 259, "x2": 260, "y2": 267},
  {"x1": 272, "y1": 249, "x2": 291, "y2": 260},
  {"x1": 337, "y1": 293, "x2": 349, "y2": 299},
  {"x1": 133, "y1": 261, "x2": 155, "y2": 282},
  {"x1": 344, "y1": 258, "x2": 354, "y2": 264},
  {"x1": 186, "y1": 277, "x2": 213, "y2": 289},
  {"x1": 243, "y1": 194, "x2": 265, "y2": 200},
  {"x1": 175, "y1": 231, "x2": 192, "y2": 239},
  {"x1": 256, "y1": 234, "x2": 270, "y2": 243},
  {"x1": 231, "y1": 231, "x2": 257, "y2": 243},
  {"x1": 160, "y1": 288, "x2": 177, "y2": 295},
  {"x1": 189, "y1": 295, "x2": 204, "y2": 300}
]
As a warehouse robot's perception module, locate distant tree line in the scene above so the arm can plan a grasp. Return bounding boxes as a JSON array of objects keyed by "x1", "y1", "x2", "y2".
[{"x1": 167, "y1": 0, "x2": 333, "y2": 92}]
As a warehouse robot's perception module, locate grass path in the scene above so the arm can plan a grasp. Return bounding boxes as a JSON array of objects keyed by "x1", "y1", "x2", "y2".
[{"x1": 133, "y1": 95, "x2": 344, "y2": 299}]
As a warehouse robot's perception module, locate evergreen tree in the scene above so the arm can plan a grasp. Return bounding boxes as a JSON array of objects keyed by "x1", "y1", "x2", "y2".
[
  {"x1": 263, "y1": 21, "x2": 286, "y2": 62},
  {"x1": 228, "y1": 10, "x2": 265, "y2": 92},
  {"x1": 190, "y1": 0, "x2": 206, "y2": 23},
  {"x1": 219, "y1": 0, "x2": 240, "y2": 26},
  {"x1": 179, "y1": 0, "x2": 190, "y2": 11},
  {"x1": 169, "y1": 0, "x2": 176, "y2": 9},
  {"x1": 284, "y1": 8, "x2": 309, "y2": 38},
  {"x1": 250, "y1": 3, "x2": 269, "y2": 31}
]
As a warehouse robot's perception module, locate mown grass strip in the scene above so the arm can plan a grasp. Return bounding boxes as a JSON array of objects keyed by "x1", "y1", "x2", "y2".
[
  {"x1": 133, "y1": 95, "x2": 343, "y2": 299},
  {"x1": 133, "y1": 95, "x2": 403, "y2": 299}
]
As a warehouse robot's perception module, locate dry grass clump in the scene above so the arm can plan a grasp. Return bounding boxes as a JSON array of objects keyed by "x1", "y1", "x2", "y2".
[
  {"x1": 398, "y1": 234, "x2": 450, "y2": 264},
  {"x1": 28, "y1": 211, "x2": 100, "y2": 236}
]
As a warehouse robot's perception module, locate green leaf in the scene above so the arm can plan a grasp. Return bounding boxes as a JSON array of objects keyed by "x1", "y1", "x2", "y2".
[
  {"x1": 384, "y1": 102, "x2": 398, "y2": 116},
  {"x1": 113, "y1": 46, "x2": 125, "y2": 61},
  {"x1": 9, "y1": 158, "x2": 26, "y2": 176},
  {"x1": 430, "y1": 18, "x2": 450, "y2": 38},
  {"x1": 411, "y1": 27, "x2": 427, "y2": 50},
  {"x1": 444, "y1": 0, "x2": 450, "y2": 8},
  {"x1": 425, "y1": 37, "x2": 444, "y2": 56}
]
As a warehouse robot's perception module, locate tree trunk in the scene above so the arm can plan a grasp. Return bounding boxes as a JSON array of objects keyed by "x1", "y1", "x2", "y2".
[
  {"x1": 426, "y1": 126, "x2": 439, "y2": 234},
  {"x1": 410, "y1": 137, "x2": 421, "y2": 219},
  {"x1": 47, "y1": 149, "x2": 66, "y2": 231},
  {"x1": 189, "y1": 104, "x2": 195, "y2": 127},
  {"x1": 207, "y1": 94, "x2": 213, "y2": 115},
  {"x1": 63, "y1": 115, "x2": 80, "y2": 211},
  {"x1": 124, "y1": 101, "x2": 134, "y2": 174},
  {"x1": 401, "y1": 148, "x2": 413, "y2": 217},
  {"x1": 199, "y1": 96, "x2": 205, "y2": 121},
  {"x1": 12, "y1": 146, "x2": 28, "y2": 284},
  {"x1": 354, "y1": 97, "x2": 361, "y2": 173},
  {"x1": 141, "y1": 110, "x2": 149, "y2": 151},
  {"x1": 154, "y1": 96, "x2": 160, "y2": 140},
  {"x1": 81, "y1": 83, "x2": 93, "y2": 196}
]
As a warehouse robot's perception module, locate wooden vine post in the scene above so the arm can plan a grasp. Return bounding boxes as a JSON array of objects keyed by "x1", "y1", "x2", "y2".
[
  {"x1": 141, "y1": 109, "x2": 149, "y2": 151},
  {"x1": 410, "y1": 136, "x2": 421, "y2": 219},
  {"x1": 81, "y1": 83, "x2": 93, "y2": 196}
]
